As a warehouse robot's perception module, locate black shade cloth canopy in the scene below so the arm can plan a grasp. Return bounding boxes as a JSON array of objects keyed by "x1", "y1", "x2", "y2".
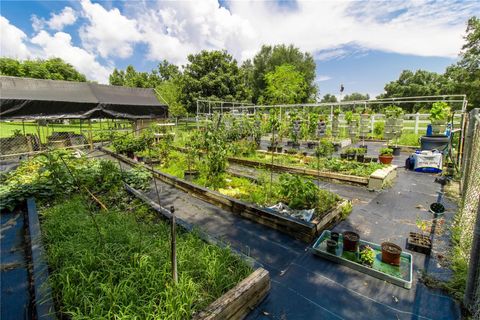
[{"x1": 0, "y1": 76, "x2": 168, "y2": 119}]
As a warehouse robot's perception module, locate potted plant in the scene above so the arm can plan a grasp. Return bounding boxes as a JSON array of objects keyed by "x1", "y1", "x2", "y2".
[
  {"x1": 359, "y1": 245, "x2": 375, "y2": 267},
  {"x1": 326, "y1": 239, "x2": 338, "y2": 254},
  {"x1": 343, "y1": 231, "x2": 360, "y2": 252},
  {"x1": 355, "y1": 147, "x2": 366, "y2": 163},
  {"x1": 315, "y1": 140, "x2": 335, "y2": 158},
  {"x1": 344, "y1": 147, "x2": 357, "y2": 161},
  {"x1": 384, "y1": 106, "x2": 404, "y2": 155},
  {"x1": 332, "y1": 109, "x2": 341, "y2": 140},
  {"x1": 381, "y1": 242, "x2": 402, "y2": 266},
  {"x1": 378, "y1": 147, "x2": 393, "y2": 164},
  {"x1": 429, "y1": 102, "x2": 451, "y2": 135},
  {"x1": 330, "y1": 231, "x2": 340, "y2": 243}
]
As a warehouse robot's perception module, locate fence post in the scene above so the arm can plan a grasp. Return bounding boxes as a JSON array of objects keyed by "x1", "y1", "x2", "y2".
[
  {"x1": 370, "y1": 114, "x2": 375, "y2": 138},
  {"x1": 414, "y1": 113, "x2": 420, "y2": 134}
]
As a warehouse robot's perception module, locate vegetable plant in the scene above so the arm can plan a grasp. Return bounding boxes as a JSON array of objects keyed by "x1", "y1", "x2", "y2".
[
  {"x1": 359, "y1": 245, "x2": 375, "y2": 266},
  {"x1": 429, "y1": 102, "x2": 451, "y2": 122},
  {"x1": 315, "y1": 140, "x2": 335, "y2": 158},
  {"x1": 379, "y1": 147, "x2": 393, "y2": 156}
]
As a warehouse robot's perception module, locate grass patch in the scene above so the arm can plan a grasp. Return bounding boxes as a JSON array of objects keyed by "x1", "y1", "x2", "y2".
[{"x1": 41, "y1": 196, "x2": 252, "y2": 319}]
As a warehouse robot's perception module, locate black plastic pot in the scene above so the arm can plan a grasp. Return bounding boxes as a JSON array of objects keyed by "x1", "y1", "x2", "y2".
[
  {"x1": 330, "y1": 232, "x2": 340, "y2": 243},
  {"x1": 430, "y1": 202, "x2": 445, "y2": 215},
  {"x1": 356, "y1": 154, "x2": 365, "y2": 162},
  {"x1": 276, "y1": 147, "x2": 283, "y2": 153},
  {"x1": 343, "y1": 231, "x2": 360, "y2": 252},
  {"x1": 334, "y1": 144, "x2": 341, "y2": 152},
  {"x1": 286, "y1": 141, "x2": 293, "y2": 146},
  {"x1": 307, "y1": 142, "x2": 318, "y2": 149},
  {"x1": 326, "y1": 239, "x2": 338, "y2": 254},
  {"x1": 391, "y1": 146, "x2": 401, "y2": 156},
  {"x1": 359, "y1": 145, "x2": 368, "y2": 151},
  {"x1": 184, "y1": 170, "x2": 200, "y2": 181},
  {"x1": 347, "y1": 154, "x2": 355, "y2": 161},
  {"x1": 292, "y1": 142, "x2": 300, "y2": 148},
  {"x1": 340, "y1": 153, "x2": 348, "y2": 159}
]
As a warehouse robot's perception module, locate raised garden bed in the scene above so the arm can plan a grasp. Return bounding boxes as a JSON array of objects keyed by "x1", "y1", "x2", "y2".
[
  {"x1": 311, "y1": 230, "x2": 413, "y2": 289},
  {"x1": 102, "y1": 147, "x2": 349, "y2": 243}
]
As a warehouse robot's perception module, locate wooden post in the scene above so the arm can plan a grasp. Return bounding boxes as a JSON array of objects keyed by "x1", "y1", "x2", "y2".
[
  {"x1": 88, "y1": 120, "x2": 93, "y2": 151},
  {"x1": 170, "y1": 206, "x2": 178, "y2": 284},
  {"x1": 414, "y1": 113, "x2": 420, "y2": 134},
  {"x1": 370, "y1": 114, "x2": 375, "y2": 138}
]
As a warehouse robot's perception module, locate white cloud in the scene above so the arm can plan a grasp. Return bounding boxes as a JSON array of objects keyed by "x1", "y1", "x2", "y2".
[
  {"x1": 0, "y1": 16, "x2": 30, "y2": 59},
  {"x1": 31, "y1": 30, "x2": 112, "y2": 83},
  {"x1": 132, "y1": 0, "x2": 256, "y2": 64},
  {"x1": 316, "y1": 75, "x2": 331, "y2": 82},
  {"x1": 32, "y1": 7, "x2": 77, "y2": 32},
  {"x1": 79, "y1": 0, "x2": 142, "y2": 58}
]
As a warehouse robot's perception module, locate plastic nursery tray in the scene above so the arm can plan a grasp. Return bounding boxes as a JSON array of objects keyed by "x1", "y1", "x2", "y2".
[
  {"x1": 406, "y1": 232, "x2": 432, "y2": 255},
  {"x1": 311, "y1": 230, "x2": 413, "y2": 289}
]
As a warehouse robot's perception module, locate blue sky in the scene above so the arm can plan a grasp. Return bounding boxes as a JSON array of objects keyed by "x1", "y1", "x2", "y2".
[{"x1": 1, "y1": 0, "x2": 478, "y2": 98}]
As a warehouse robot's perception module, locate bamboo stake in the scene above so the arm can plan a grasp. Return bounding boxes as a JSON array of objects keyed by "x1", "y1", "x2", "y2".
[{"x1": 170, "y1": 205, "x2": 178, "y2": 284}]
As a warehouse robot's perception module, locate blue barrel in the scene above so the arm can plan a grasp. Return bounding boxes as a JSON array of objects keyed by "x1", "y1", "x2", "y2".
[{"x1": 426, "y1": 124, "x2": 433, "y2": 136}]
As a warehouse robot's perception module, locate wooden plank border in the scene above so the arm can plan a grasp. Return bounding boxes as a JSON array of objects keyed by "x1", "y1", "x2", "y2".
[
  {"x1": 26, "y1": 198, "x2": 56, "y2": 320},
  {"x1": 193, "y1": 268, "x2": 270, "y2": 320},
  {"x1": 101, "y1": 147, "x2": 347, "y2": 243}
]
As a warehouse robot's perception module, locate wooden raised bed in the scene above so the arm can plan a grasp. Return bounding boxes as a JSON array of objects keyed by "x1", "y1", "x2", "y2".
[
  {"x1": 193, "y1": 268, "x2": 270, "y2": 320},
  {"x1": 101, "y1": 147, "x2": 349, "y2": 243},
  {"x1": 125, "y1": 186, "x2": 270, "y2": 320},
  {"x1": 228, "y1": 156, "x2": 369, "y2": 186}
]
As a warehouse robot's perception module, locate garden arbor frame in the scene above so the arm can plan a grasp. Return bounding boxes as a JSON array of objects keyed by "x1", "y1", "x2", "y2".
[{"x1": 196, "y1": 94, "x2": 468, "y2": 165}]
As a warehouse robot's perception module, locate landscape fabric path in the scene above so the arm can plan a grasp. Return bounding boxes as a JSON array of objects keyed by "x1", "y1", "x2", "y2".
[{"x1": 95, "y1": 145, "x2": 460, "y2": 320}]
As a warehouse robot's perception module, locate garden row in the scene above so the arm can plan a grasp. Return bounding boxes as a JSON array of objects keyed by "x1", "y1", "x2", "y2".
[{"x1": 0, "y1": 151, "x2": 269, "y2": 319}]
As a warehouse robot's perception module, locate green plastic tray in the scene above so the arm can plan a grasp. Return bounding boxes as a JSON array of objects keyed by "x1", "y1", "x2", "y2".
[{"x1": 311, "y1": 230, "x2": 413, "y2": 289}]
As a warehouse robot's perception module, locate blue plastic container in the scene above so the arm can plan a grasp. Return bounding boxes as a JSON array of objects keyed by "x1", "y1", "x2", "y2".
[{"x1": 426, "y1": 124, "x2": 433, "y2": 136}]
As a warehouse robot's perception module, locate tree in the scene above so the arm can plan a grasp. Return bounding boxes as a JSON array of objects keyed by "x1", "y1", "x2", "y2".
[
  {"x1": 179, "y1": 50, "x2": 248, "y2": 112},
  {"x1": 156, "y1": 80, "x2": 187, "y2": 118},
  {"x1": 0, "y1": 57, "x2": 86, "y2": 81},
  {"x1": 155, "y1": 60, "x2": 180, "y2": 81},
  {"x1": 445, "y1": 17, "x2": 480, "y2": 110},
  {"x1": 342, "y1": 92, "x2": 370, "y2": 102},
  {"x1": 320, "y1": 94, "x2": 338, "y2": 103},
  {"x1": 252, "y1": 44, "x2": 317, "y2": 103},
  {"x1": 109, "y1": 68, "x2": 125, "y2": 86},
  {"x1": 260, "y1": 64, "x2": 307, "y2": 105},
  {"x1": 379, "y1": 70, "x2": 449, "y2": 112}
]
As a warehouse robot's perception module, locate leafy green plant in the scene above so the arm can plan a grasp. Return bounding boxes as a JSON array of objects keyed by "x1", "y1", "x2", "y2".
[
  {"x1": 385, "y1": 105, "x2": 404, "y2": 119},
  {"x1": 359, "y1": 245, "x2": 375, "y2": 266},
  {"x1": 124, "y1": 166, "x2": 152, "y2": 190},
  {"x1": 429, "y1": 102, "x2": 451, "y2": 122},
  {"x1": 379, "y1": 147, "x2": 393, "y2": 156},
  {"x1": 278, "y1": 174, "x2": 318, "y2": 209},
  {"x1": 41, "y1": 196, "x2": 251, "y2": 319},
  {"x1": 344, "y1": 111, "x2": 354, "y2": 124},
  {"x1": 373, "y1": 122, "x2": 384, "y2": 137},
  {"x1": 315, "y1": 140, "x2": 334, "y2": 158},
  {"x1": 340, "y1": 201, "x2": 353, "y2": 219}
]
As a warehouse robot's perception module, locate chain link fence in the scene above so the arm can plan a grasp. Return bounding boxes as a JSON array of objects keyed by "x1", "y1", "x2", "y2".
[{"x1": 458, "y1": 109, "x2": 480, "y2": 317}]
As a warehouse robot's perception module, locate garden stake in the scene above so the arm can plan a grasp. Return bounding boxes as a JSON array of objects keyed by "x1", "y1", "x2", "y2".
[
  {"x1": 170, "y1": 206, "x2": 178, "y2": 284},
  {"x1": 148, "y1": 144, "x2": 163, "y2": 205}
]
